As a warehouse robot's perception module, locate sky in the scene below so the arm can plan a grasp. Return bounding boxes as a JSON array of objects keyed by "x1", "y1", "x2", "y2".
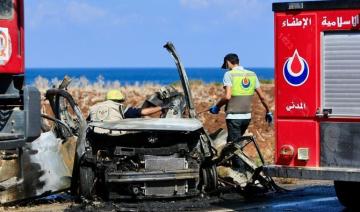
[{"x1": 25, "y1": 0, "x2": 293, "y2": 68}]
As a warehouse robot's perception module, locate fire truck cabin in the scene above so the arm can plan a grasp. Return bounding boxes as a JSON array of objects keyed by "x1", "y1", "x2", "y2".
[{"x1": 265, "y1": 0, "x2": 360, "y2": 208}]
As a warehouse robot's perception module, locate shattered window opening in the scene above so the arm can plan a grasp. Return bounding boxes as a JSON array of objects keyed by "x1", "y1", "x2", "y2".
[{"x1": 0, "y1": 0, "x2": 13, "y2": 20}]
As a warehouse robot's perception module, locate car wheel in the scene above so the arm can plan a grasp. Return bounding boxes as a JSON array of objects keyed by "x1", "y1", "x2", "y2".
[
  {"x1": 79, "y1": 165, "x2": 95, "y2": 199},
  {"x1": 201, "y1": 165, "x2": 218, "y2": 192},
  {"x1": 334, "y1": 180, "x2": 360, "y2": 209}
]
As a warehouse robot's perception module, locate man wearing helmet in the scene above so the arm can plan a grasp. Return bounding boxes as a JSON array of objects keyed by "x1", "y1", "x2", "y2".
[{"x1": 89, "y1": 89, "x2": 163, "y2": 122}]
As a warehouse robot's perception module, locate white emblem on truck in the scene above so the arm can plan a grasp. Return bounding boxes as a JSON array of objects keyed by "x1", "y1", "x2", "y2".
[{"x1": 0, "y1": 27, "x2": 11, "y2": 65}]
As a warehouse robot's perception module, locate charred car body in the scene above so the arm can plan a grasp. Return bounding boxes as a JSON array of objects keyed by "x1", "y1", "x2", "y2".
[
  {"x1": 78, "y1": 43, "x2": 277, "y2": 200},
  {"x1": 84, "y1": 119, "x2": 212, "y2": 199},
  {"x1": 0, "y1": 77, "x2": 87, "y2": 204},
  {"x1": 79, "y1": 43, "x2": 217, "y2": 199}
]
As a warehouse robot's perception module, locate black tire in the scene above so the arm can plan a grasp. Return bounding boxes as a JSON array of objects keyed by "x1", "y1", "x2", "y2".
[
  {"x1": 79, "y1": 165, "x2": 95, "y2": 199},
  {"x1": 334, "y1": 181, "x2": 360, "y2": 209},
  {"x1": 200, "y1": 165, "x2": 218, "y2": 192},
  {"x1": 200, "y1": 168, "x2": 208, "y2": 191}
]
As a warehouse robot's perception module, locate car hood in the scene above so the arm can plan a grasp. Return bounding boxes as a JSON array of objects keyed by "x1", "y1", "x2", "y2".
[
  {"x1": 164, "y1": 42, "x2": 197, "y2": 118},
  {"x1": 88, "y1": 118, "x2": 203, "y2": 132}
]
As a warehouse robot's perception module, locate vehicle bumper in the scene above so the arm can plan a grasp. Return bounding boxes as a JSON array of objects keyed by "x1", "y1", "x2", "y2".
[
  {"x1": 105, "y1": 169, "x2": 200, "y2": 199},
  {"x1": 264, "y1": 165, "x2": 360, "y2": 181},
  {"x1": 106, "y1": 169, "x2": 199, "y2": 183}
]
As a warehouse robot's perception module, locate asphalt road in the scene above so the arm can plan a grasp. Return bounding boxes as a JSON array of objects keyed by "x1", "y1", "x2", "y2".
[
  {"x1": 4, "y1": 181, "x2": 346, "y2": 211},
  {"x1": 213, "y1": 183, "x2": 343, "y2": 211},
  {"x1": 63, "y1": 181, "x2": 344, "y2": 211}
]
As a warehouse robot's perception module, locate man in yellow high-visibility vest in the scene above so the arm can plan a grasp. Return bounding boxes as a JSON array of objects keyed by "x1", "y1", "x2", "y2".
[{"x1": 209, "y1": 53, "x2": 272, "y2": 169}]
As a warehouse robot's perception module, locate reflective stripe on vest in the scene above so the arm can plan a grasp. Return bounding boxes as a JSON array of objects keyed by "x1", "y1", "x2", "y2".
[{"x1": 226, "y1": 69, "x2": 257, "y2": 114}]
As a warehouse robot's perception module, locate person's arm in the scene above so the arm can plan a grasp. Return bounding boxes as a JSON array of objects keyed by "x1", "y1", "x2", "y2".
[
  {"x1": 209, "y1": 72, "x2": 232, "y2": 114},
  {"x1": 216, "y1": 86, "x2": 232, "y2": 108},
  {"x1": 124, "y1": 106, "x2": 162, "y2": 118},
  {"x1": 124, "y1": 107, "x2": 142, "y2": 118},
  {"x1": 141, "y1": 106, "x2": 162, "y2": 116},
  {"x1": 255, "y1": 87, "x2": 270, "y2": 113}
]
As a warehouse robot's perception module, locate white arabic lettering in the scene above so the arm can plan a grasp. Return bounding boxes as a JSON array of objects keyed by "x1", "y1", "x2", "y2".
[
  {"x1": 302, "y1": 17, "x2": 311, "y2": 28},
  {"x1": 322, "y1": 15, "x2": 360, "y2": 28},
  {"x1": 352, "y1": 15, "x2": 360, "y2": 27},
  {"x1": 282, "y1": 17, "x2": 312, "y2": 28},
  {"x1": 286, "y1": 102, "x2": 307, "y2": 112}
]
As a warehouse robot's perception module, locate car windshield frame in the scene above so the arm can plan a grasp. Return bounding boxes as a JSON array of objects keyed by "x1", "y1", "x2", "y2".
[{"x1": 0, "y1": 0, "x2": 13, "y2": 20}]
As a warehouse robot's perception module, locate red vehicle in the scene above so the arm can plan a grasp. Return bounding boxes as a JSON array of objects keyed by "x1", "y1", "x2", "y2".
[
  {"x1": 0, "y1": 0, "x2": 40, "y2": 149},
  {"x1": 265, "y1": 0, "x2": 360, "y2": 208}
]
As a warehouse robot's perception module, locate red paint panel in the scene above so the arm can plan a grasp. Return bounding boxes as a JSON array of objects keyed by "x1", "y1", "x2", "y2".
[
  {"x1": 275, "y1": 12, "x2": 319, "y2": 119},
  {"x1": 276, "y1": 119, "x2": 319, "y2": 167}
]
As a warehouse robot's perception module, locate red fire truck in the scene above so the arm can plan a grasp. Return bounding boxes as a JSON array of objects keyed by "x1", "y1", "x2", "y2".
[
  {"x1": 0, "y1": 0, "x2": 40, "y2": 160},
  {"x1": 265, "y1": 0, "x2": 360, "y2": 208}
]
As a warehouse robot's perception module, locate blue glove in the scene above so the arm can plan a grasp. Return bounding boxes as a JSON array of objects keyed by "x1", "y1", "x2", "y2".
[
  {"x1": 265, "y1": 112, "x2": 273, "y2": 124},
  {"x1": 209, "y1": 105, "x2": 220, "y2": 114}
]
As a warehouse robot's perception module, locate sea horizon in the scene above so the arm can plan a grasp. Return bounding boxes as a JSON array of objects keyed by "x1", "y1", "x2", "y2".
[{"x1": 26, "y1": 67, "x2": 274, "y2": 85}]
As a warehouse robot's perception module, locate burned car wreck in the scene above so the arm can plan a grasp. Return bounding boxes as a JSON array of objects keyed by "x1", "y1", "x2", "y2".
[
  {"x1": 78, "y1": 42, "x2": 278, "y2": 200},
  {"x1": 0, "y1": 78, "x2": 87, "y2": 204},
  {"x1": 79, "y1": 43, "x2": 217, "y2": 199},
  {"x1": 0, "y1": 42, "x2": 278, "y2": 204},
  {"x1": 83, "y1": 118, "x2": 214, "y2": 199}
]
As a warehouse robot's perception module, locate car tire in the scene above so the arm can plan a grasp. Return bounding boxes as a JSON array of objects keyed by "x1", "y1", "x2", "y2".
[
  {"x1": 200, "y1": 165, "x2": 218, "y2": 192},
  {"x1": 334, "y1": 180, "x2": 360, "y2": 209},
  {"x1": 79, "y1": 165, "x2": 95, "y2": 199}
]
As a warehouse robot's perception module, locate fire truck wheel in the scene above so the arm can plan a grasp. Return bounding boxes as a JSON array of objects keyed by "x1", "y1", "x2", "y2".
[
  {"x1": 79, "y1": 165, "x2": 95, "y2": 199},
  {"x1": 334, "y1": 181, "x2": 360, "y2": 209}
]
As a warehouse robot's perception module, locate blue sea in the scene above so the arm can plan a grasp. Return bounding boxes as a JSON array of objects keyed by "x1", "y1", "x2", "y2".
[{"x1": 26, "y1": 67, "x2": 274, "y2": 85}]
